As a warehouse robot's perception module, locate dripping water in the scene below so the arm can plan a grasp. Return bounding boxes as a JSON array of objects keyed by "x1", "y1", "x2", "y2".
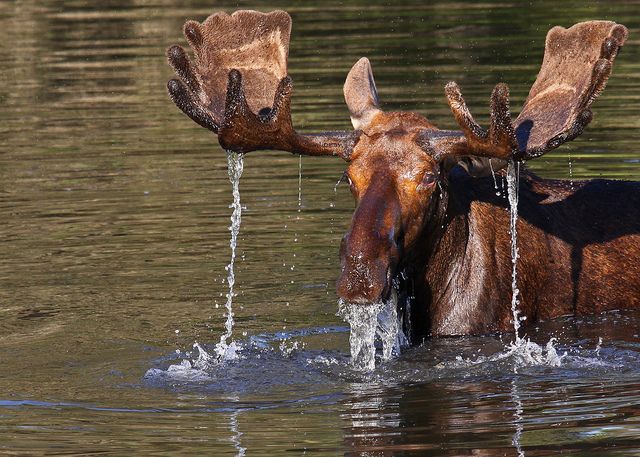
[
  {"x1": 288, "y1": 155, "x2": 302, "y2": 278},
  {"x1": 489, "y1": 159, "x2": 501, "y2": 196},
  {"x1": 506, "y1": 160, "x2": 522, "y2": 342},
  {"x1": 338, "y1": 289, "x2": 408, "y2": 371},
  {"x1": 338, "y1": 301, "x2": 383, "y2": 371},
  {"x1": 213, "y1": 151, "x2": 245, "y2": 361},
  {"x1": 505, "y1": 161, "x2": 564, "y2": 366},
  {"x1": 568, "y1": 151, "x2": 575, "y2": 190},
  {"x1": 298, "y1": 155, "x2": 302, "y2": 210}
]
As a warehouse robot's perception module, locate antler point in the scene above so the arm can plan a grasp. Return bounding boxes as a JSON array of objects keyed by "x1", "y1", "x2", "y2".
[
  {"x1": 167, "y1": 78, "x2": 182, "y2": 94},
  {"x1": 183, "y1": 21, "x2": 203, "y2": 47}
]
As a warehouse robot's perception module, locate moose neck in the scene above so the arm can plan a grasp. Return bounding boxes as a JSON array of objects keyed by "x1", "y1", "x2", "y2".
[{"x1": 414, "y1": 169, "x2": 521, "y2": 336}]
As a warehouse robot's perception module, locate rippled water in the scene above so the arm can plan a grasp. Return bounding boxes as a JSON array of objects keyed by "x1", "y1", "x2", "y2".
[{"x1": 1, "y1": 0, "x2": 639, "y2": 455}]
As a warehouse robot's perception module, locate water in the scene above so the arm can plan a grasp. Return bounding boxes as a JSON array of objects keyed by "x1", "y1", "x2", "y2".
[
  {"x1": 338, "y1": 301, "x2": 384, "y2": 371},
  {"x1": 298, "y1": 155, "x2": 303, "y2": 210},
  {"x1": 507, "y1": 160, "x2": 523, "y2": 341},
  {"x1": 489, "y1": 158, "x2": 502, "y2": 196},
  {"x1": 212, "y1": 151, "x2": 245, "y2": 361},
  {"x1": 337, "y1": 290, "x2": 408, "y2": 371},
  {"x1": 506, "y1": 160, "x2": 566, "y2": 365},
  {"x1": 1, "y1": 0, "x2": 640, "y2": 454}
]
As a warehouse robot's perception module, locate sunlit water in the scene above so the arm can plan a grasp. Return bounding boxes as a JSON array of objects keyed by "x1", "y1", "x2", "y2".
[{"x1": 1, "y1": 0, "x2": 640, "y2": 455}]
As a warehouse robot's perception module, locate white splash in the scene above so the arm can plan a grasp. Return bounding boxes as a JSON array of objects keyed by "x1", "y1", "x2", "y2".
[
  {"x1": 505, "y1": 337, "x2": 564, "y2": 368},
  {"x1": 376, "y1": 289, "x2": 408, "y2": 360},
  {"x1": 447, "y1": 337, "x2": 565, "y2": 370},
  {"x1": 214, "y1": 151, "x2": 245, "y2": 361},
  {"x1": 338, "y1": 291, "x2": 408, "y2": 371},
  {"x1": 338, "y1": 301, "x2": 383, "y2": 371}
]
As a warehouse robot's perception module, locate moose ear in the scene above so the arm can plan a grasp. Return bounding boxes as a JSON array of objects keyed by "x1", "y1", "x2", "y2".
[{"x1": 344, "y1": 57, "x2": 381, "y2": 129}]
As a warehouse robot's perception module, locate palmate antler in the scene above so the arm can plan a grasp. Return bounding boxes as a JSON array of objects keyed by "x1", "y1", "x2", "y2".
[
  {"x1": 438, "y1": 21, "x2": 628, "y2": 162},
  {"x1": 167, "y1": 10, "x2": 358, "y2": 158}
]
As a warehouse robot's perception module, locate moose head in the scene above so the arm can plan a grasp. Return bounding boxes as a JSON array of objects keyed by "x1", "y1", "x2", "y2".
[{"x1": 166, "y1": 11, "x2": 629, "y2": 322}]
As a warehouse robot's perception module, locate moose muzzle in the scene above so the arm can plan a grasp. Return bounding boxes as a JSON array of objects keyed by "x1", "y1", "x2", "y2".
[{"x1": 336, "y1": 178, "x2": 402, "y2": 304}]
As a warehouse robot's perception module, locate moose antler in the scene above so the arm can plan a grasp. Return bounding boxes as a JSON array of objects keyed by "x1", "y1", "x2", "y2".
[
  {"x1": 440, "y1": 21, "x2": 628, "y2": 162},
  {"x1": 166, "y1": 10, "x2": 358, "y2": 159}
]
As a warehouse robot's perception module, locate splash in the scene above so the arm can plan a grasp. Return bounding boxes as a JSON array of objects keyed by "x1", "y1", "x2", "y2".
[
  {"x1": 448, "y1": 337, "x2": 565, "y2": 371},
  {"x1": 338, "y1": 301, "x2": 383, "y2": 371},
  {"x1": 213, "y1": 151, "x2": 245, "y2": 361},
  {"x1": 338, "y1": 291, "x2": 408, "y2": 370},
  {"x1": 506, "y1": 160, "x2": 522, "y2": 342},
  {"x1": 505, "y1": 337, "x2": 564, "y2": 368},
  {"x1": 376, "y1": 289, "x2": 408, "y2": 360}
]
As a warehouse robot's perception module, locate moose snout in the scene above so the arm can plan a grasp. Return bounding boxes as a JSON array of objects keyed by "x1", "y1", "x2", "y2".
[{"x1": 336, "y1": 231, "x2": 400, "y2": 304}]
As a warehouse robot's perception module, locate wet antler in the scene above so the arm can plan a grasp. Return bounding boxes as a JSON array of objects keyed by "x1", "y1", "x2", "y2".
[
  {"x1": 440, "y1": 21, "x2": 628, "y2": 162},
  {"x1": 166, "y1": 10, "x2": 358, "y2": 159}
]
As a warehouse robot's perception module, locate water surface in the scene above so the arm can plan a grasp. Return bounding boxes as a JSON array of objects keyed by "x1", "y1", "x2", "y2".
[{"x1": 1, "y1": 0, "x2": 639, "y2": 455}]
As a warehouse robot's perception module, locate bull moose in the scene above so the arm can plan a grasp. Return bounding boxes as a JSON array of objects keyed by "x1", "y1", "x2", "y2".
[{"x1": 166, "y1": 10, "x2": 639, "y2": 341}]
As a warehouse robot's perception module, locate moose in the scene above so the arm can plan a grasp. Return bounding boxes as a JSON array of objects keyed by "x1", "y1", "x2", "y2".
[{"x1": 166, "y1": 10, "x2": 639, "y2": 340}]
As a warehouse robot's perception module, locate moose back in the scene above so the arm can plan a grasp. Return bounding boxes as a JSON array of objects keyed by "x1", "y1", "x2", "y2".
[{"x1": 166, "y1": 10, "x2": 639, "y2": 340}]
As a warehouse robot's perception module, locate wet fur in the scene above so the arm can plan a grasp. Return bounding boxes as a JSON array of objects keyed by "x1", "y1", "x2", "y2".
[{"x1": 412, "y1": 168, "x2": 640, "y2": 337}]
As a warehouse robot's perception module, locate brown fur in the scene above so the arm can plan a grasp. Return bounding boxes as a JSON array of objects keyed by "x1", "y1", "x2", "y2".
[{"x1": 420, "y1": 171, "x2": 640, "y2": 336}]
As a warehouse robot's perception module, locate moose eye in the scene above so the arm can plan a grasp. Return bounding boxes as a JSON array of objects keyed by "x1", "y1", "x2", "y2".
[{"x1": 422, "y1": 172, "x2": 437, "y2": 186}]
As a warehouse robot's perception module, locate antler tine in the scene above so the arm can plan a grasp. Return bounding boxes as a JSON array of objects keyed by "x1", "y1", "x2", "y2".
[
  {"x1": 167, "y1": 45, "x2": 201, "y2": 96},
  {"x1": 489, "y1": 83, "x2": 518, "y2": 154},
  {"x1": 166, "y1": 43, "x2": 219, "y2": 133},
  {"x1": 444, "y1": 82, "x2": 487, "y2": 141},
  {"x1": 167, "y1": 78, "x2": 219, "y2": 133},
  {"x1": 445, "y1": 81, "x2": 518, "y2": 160}
]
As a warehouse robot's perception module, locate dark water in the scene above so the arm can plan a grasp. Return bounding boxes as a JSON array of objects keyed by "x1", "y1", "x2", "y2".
[{"x1": 1, "y1": 0, "x2": 639, "y2": 455}]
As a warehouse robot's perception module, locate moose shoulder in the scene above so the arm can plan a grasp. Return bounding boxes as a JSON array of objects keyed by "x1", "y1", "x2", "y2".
[{"x1": 166, "y1": 10, "x2": 639, "y2": 340}]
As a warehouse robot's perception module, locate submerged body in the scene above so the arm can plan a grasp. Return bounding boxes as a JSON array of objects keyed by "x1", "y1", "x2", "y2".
[{"x1": 413, "y1": 169, "x2": 640, "y2": 337}]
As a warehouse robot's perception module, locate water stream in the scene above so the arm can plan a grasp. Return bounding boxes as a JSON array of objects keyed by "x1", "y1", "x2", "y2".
[
  {"x1": 489, "y1": 158, "x2": 502, "y2": 196},
  {"x1": 338, "y1": 290, "x2": 408, "y2": 371},
  {"x1": 298, "y1": 155, "x2": 303, "y2": 210},
  {"x1": 505, "y1": 161, "x2": 563, "y2": 365},
  {"x1": 338, "y1": 301, "x2": 383, "y2": 371},
  {"x1": 212, "y1": 151, "x2": 245, "y2": 361},
  {"x1": 506, "y1": 160, "x2": 522, "y2": 342}
]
